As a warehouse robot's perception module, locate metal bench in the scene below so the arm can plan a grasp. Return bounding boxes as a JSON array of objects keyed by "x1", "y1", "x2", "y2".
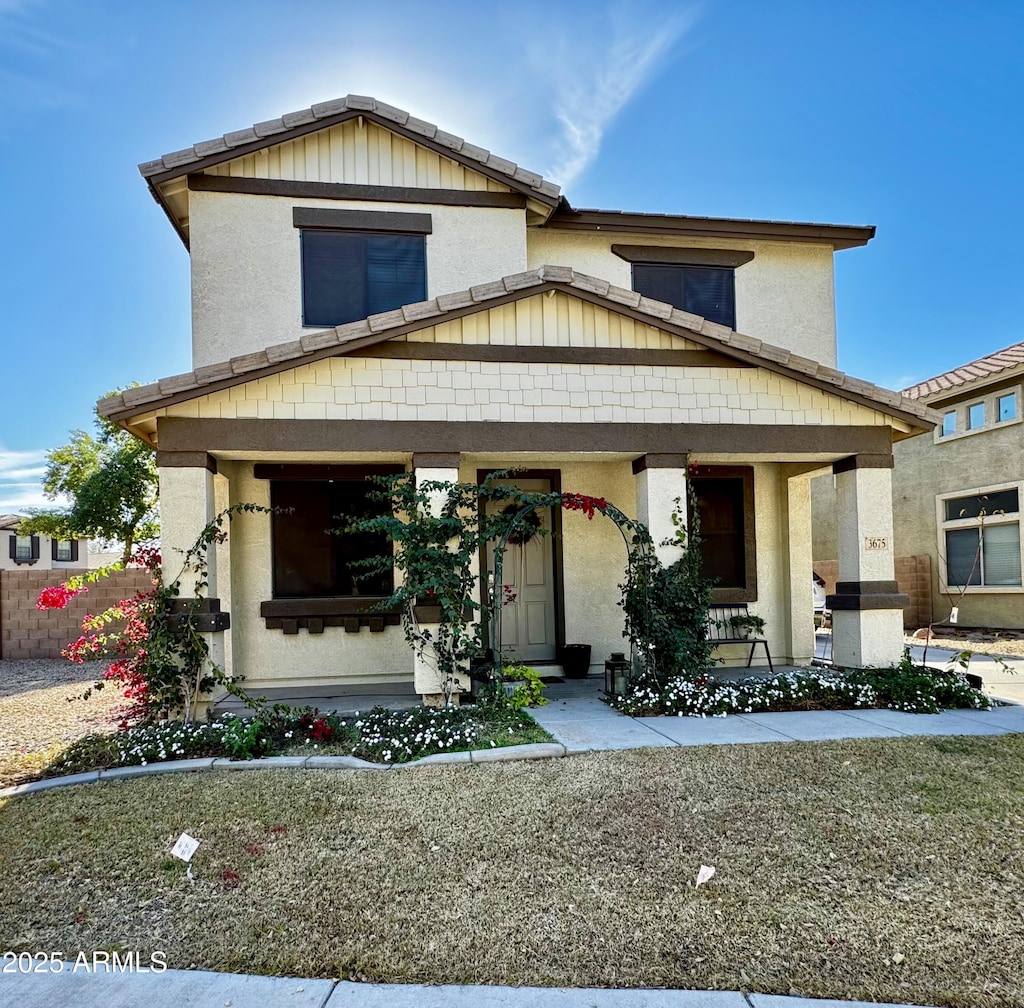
[{"x1": 707, "y1": 603, "x2": 773, "y2": 673}]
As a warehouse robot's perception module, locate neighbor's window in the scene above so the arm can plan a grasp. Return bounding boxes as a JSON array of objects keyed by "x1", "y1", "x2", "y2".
[
  {"x1": 967, "y1": 402, "x2": 986, "y2": 429},
  {"x1": 941, "y1": 411, "x2": 956, "y2": 436},
  {"x1": 9, "y1": 534, "x2": 38, "y2": 563},
  {"x1": 689, "y1": 468, "x2": 756, "y2": 600},
  {"x1": 941, "y1": 487, "x2": 1021, "y2": 588},
  {"x1": 300, "y1": 230, "x2": 426, "y2": 328},
  {"x1": 270, "y1": 479, "x2": 393, "y2": 599},
  {"x1": 998, "y1": 392, "x2": 1017, "y2": 423},
  {"x1": 53, "y1": 540, "x2": 76, "y2": 562},
  {"x1": 632, "y1": 264, "x2": 736, "y2": 329}
]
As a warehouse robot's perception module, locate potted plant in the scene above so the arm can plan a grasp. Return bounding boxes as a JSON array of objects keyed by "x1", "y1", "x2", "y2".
[
  {"x1": 721, "y1": 612, "x2": 766, "y2": 639},
  {"x1": 500, "y1": 662, "x2": 547, "y2": 707}
]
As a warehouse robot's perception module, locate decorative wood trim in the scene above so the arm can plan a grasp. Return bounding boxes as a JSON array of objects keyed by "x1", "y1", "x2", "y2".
[
  {"x1": 159, "y1": 418, "x2": 895, "y2": 457},
  {"x1": 188, "y1": 173, "x2": 529, "y2": 208},
  {"x1": 253, "y1": 463, "x2": 405, "y2": 481},
  {"x1": 260, "y1": 596, "x2": 401, "y2": 633},
  {"x1": 412, "y1": 453, "x2": 461, "y2": 469},
  {"x1": 631, "y1": 453, "x2": 689, "y2": 474},
  {"x1": 292, "y1": 206, "x2": 432, "y2": 234},
  {"x1": 611, "y1": 245, "x2": 755, "y2": 268},
  {"x1": 156, "y1": 450, "x2": 218, "y2": 472},
  {"x1": 360, "y1": 342, "x2": 750, "y2": 368},
  {"x1": 832, "y1": 453, "x2": 894, "y2": 474}
]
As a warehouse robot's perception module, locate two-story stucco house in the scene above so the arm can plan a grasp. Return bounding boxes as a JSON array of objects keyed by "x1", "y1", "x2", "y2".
[
  {"x1": 895, "y1": 343, "x2": 1022, "y2": 629},
  {"x1": 98, "y1": 95, "x2": 938, "y2": 702},
  {"x1": 0, "y1": 515, "x2": 87, "y2": 571}
]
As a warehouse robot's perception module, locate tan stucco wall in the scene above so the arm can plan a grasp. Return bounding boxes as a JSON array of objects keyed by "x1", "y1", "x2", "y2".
[
  {"x1": 188, "y1": 189, "x2": 528, "y2": 367},
  {"x1": 526, "y1": 231, "x2": 838, "y2": 366}
]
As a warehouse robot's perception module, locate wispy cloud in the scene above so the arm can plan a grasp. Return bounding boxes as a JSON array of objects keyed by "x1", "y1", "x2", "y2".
[
  {"x1": 0, "y1": 445, "x2": 50, "y2": 514},
  {"x1": 530, "y1": 3, "x2": 696, "y2": 187}
]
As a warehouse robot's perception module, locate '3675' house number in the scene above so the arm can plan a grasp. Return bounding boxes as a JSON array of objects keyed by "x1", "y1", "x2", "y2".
[{"x1": 864, "y1": 537, "x2": 889, "y2": 550}]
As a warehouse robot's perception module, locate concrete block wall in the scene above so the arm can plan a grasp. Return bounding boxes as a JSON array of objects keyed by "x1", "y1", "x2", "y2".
[
  {"x1": 815, "y1": 555, "x2": 932, "y2": 631},
  {"x1": 0, "y1": 568, "x2": 155, "y2": 660}
]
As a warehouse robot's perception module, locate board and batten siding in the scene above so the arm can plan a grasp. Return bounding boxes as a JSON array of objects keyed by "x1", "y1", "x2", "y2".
[{"x1": 203, "y1": 119, "x2": 512, "y2": 191}]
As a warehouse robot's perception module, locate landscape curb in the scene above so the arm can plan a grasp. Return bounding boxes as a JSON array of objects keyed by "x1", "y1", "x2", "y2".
[{"x1": 0, "y1": 742, "x2": 569, "y2": 799}]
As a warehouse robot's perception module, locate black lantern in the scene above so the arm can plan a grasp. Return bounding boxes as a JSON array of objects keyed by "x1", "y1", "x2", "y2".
[{"x1": 604, "y1": 652, "x2": 630, "y2": 696}]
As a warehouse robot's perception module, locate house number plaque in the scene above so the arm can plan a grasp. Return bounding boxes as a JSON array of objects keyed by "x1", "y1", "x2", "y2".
[{"x1": 863, "y1": 537, "x2": 889, "y2": 550}]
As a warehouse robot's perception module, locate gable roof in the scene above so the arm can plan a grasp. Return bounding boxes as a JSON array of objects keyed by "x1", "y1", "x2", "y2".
[
  {"x1": 901, "y1": 339, "x2": 1024, "y2": 401},
  {"x1": 140, "y1": 95, "x2": 560, "y2": 217},
  {"x1": 99, "y1": 265, "x2": 939, "y2": 434},
  {"x1": 0, "y1": 515, "x2": 25, "y2": 531}
]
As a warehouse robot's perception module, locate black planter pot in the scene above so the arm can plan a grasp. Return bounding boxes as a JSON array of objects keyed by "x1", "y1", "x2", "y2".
[{"x1": 559, "y1": 644, "x2": 592, "y2": 679}]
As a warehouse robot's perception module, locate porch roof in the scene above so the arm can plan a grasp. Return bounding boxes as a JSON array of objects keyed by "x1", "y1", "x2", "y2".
[{"x1": 98, "y1": 265, "x2": 941, "y2": 433}]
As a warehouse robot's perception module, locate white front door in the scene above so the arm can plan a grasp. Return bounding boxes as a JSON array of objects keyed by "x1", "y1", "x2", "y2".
[{"x1": 485, "y1": 477, "x2": 558, "y2": 664}]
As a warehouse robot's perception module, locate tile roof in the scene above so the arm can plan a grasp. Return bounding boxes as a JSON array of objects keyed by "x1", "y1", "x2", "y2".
[
  {"x1": 901, "y1": 340, "x2": 1024, "y2": 400},
  {"x1": 0, "y1": 514, "x2": 25, "y2": 530},
  {"x1": 99, "y1": 266, "x2": 940, "y2": 433},
  {"x1": 138, "y1": 95, "x2": 561, "y2": 203}
]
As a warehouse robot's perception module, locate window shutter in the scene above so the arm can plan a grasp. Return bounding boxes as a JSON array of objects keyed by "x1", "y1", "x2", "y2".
[
  {"x1": 51, "y1": 539, "x2": 58, "y2": 561},
  {"x1": 70, "y1": 540, "x2": 79, "y2": 563},
  {"x1": 8, "y1": 535, "x2": 15, "y2": 560},
  {"x1": 30, "y1": 536, "x2": 40, "y2": 560}
]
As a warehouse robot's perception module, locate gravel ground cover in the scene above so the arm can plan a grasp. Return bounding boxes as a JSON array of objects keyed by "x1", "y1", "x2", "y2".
[
  {"x1": 0, "y1": 659, "x2": 122, "y2": 786},
  {"x1": 909, "y1": 631, "x2": 1024, "y2": 660},
  {"x1": 1, "y1": 736, "x2": 1022, "y2": 1006}
]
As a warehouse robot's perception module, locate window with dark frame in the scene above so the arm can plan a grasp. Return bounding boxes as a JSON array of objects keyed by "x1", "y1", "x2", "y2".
[
  {"x1": 300, "y1": 230, "x2": 427, "y2": 328},
  {"x1": 632, "y1": 263, "x2": 736, "y2": 329},
  {"x1": 687, "y1": 468, "x2": 756, "y2": 601},
  {"x1": 942, "y1": 488, "x2": 1022, "y2": 588},
  {"x1": 270, "y1": 479, "x2": 394, "y2": 599},
  {"x1": 53, "y1": 539, "x2": 76, "y2": 562},
  {"x1": 9, "y1": 534, "x2": 39, "y2": 563}
]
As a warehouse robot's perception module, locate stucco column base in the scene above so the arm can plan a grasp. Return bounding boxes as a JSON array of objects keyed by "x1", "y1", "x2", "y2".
[
  {"x1": 421, "y1": 692, "x2": 461, "y2": 709},
  {"x1": 633, "y1": 455, "x2": 688, "y2": 566},
  {"x1": 832, "y1": 608, "x2": 906, "y2": 669},
  {"x1": 412, "y1": 622, "x2": 470, "y2": 702}
]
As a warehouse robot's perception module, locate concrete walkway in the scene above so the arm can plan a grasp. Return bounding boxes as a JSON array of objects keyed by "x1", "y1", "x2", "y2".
[{"x1": 0, "y1": 968, "x2": 939, "y2": 1007}]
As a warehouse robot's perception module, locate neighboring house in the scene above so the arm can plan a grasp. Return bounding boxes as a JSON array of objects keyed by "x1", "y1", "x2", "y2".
[
  {"x1": 897, "y1": 343, "x2": 1022, "y2": 628},
  {"x1": 0, "y1": 515, "x2": 87, "y2": 571},
  {"x1": 98, "y1": 95, "x2": 938, "y2": 702}
]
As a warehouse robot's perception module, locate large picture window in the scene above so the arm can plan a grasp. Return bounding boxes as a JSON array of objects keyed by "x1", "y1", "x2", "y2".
[
  {"x1": 688, "y1": 467, "x2": 756, "y2": 601},
  {"x1": 270, "y1": 478, "x2": 394, "y2": 599},
  {"x1": 941, "y1": 486, "x2": 1022, "y2": 589}
]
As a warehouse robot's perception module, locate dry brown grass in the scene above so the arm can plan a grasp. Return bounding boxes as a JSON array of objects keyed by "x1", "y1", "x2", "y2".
[
  {"x1": 1, "y1": 737, "x2": 1023, "y2": 1006},
  {"x1": 0, "y1": 660, "x2": 122, "y2": 786}
]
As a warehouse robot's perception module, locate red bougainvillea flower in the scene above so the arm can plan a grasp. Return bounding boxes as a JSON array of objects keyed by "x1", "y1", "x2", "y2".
[
  {"x1": 36, "y1": 584, "x2": 87, "y2": 611},
  {"x1": 560, "y1": 493, "x2": 608, "y2": 520},
  {"x1": 501, "y1": 584, "x2": 517, "y2": 606}
]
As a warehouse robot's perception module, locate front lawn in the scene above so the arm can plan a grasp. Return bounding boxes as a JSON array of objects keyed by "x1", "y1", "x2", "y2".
[{"x1": 2, "y1": 736, "x2": 1022, "y2": 1007}]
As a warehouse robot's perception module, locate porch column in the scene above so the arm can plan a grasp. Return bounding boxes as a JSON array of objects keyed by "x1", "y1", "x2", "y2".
[
  {"x1": 633, "y1": 453, "x2": 689, "y2": 565},
  {"x1": 410, "y1": 453, "x2": 468, "y2": 703},
  {"x1": 157, "y1": 453, "x2": 231, "y2": 678},
  {"x1": 828, "y1": 454, "x2": 908, "y2": 669}
]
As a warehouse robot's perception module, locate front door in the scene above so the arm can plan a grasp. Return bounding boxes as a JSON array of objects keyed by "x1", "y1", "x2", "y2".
[{"x1": 484, "y1": 477, "x2": 558, "y2": 664}]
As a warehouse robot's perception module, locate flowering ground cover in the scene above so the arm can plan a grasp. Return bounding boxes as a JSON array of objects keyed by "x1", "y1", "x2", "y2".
[
  {"x1": 1, "y1": 737, "x2": 1022, "y2": 1006},
  {"x1": 35, "y1": 703, "x2": 551, "y2": 780}
]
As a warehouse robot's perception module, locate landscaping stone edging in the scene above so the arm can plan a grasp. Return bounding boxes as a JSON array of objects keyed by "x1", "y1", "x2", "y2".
[{"x1": 0, "y1": 742, "x2": 568, "y2": 799}]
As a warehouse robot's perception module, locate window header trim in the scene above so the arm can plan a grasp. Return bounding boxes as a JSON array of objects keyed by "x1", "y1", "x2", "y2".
[
  {"x1": 612, "y1": 244, "x2": 754, "y2": 268},
  {"x1": 293, "y1": 206, "x2": 433, "y2": 234}
]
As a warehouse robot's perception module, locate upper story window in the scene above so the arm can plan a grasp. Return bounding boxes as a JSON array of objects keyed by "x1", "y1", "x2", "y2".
[
  {"x1": 614, "y1": 245, "x2": 754, "y2": 332},
  {"x1": 935, "y1": 383, "x2": 1022, "y2": 442},
  {"x1": 294, "y1": 207, "x2": 431, "y2": 329},
  {"x1": 998, "y1": 392, "x2": 1017, "y2": 422},
  {"x1": 8, "y1": 534, "x2": 38, "y2": 564}
]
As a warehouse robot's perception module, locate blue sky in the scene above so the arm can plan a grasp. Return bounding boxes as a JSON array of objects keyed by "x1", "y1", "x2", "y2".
[{"x1": 1, "y1": 0, "x2": 1022, "y2": 511}]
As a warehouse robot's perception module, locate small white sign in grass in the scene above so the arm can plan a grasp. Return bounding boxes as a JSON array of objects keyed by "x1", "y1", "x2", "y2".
[{"x1": 171, "y1": 833, "x2": 200, "y2": 862}]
